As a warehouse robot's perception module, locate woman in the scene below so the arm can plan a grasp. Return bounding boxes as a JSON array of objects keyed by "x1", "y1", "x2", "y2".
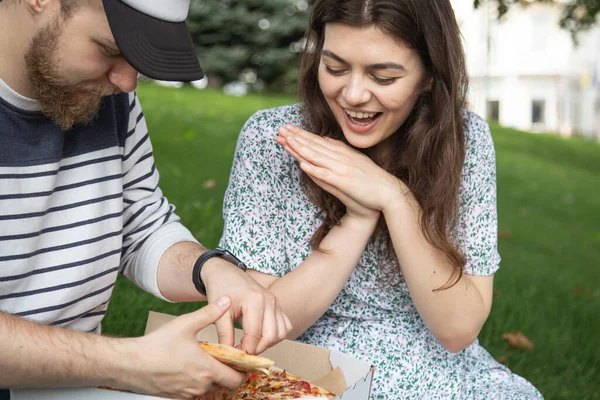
[{"x1": 219, "y1": 0, "x2": 543, "y2": 398}]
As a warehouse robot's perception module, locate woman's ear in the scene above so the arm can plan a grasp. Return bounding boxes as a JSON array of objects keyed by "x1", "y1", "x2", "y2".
[{"x1": 424, "y1": 76, "x2": 433, "y2": 91}]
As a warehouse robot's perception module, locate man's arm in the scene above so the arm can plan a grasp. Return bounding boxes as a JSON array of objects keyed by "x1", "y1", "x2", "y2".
[
  {"x1": 0, "y1": 311, "x2": 128, "y2": 388},
  {"x1": 156, "y1": 241, "x2": 206, "y2": 302},
  {"x1": 156, "y1": 241, "x2": 292, "y2": 355},
  {"x1": 0, "y1": 299, "x2": 246, "y2": 398},
  {"x1": 116, "y1": 94, "x2": 290, "y2": 354}
]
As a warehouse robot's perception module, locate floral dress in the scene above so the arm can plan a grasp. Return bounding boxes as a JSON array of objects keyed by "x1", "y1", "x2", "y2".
[{"x1": 219, "y1": 104, "x2": 543, "y2": 400}]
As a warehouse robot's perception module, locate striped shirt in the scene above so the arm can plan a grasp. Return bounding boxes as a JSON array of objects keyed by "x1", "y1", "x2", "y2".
[{"x1": 0, "y1": 78, "x2": 197, "y2": 332}]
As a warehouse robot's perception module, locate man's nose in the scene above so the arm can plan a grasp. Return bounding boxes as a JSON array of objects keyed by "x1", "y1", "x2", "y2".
[{"x1": 108, "y1": 58, "x2": 139, "y2": 93}]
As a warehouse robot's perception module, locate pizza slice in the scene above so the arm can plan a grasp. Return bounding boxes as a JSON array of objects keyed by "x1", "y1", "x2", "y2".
[
  {"x1": 101, "y1": 342, "x2": 336, "y2": 399},
  {"x1": 237, "y1": 369, "x2": 336, "y2": 399},
  {"x1": 198, "y1": 369, "x2": 336, "y2": 400},
  {"x1": 198, "y1": 341, "x2": 275, "y2": 376}
]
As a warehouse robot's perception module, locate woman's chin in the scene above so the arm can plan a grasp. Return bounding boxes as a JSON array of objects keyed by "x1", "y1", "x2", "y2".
[{"x1": 341, "y1": 130, "x2": 380, "y2": 149}]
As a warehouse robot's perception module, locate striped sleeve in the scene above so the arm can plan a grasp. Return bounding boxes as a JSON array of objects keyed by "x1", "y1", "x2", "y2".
[{"x1": 119, "y1": 92, "x2": 198, "y2": 300}]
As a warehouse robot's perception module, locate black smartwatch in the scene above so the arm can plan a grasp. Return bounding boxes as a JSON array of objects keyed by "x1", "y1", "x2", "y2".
[{"x1": 192, "y1": 248, "x2": 247, "y2": 295}]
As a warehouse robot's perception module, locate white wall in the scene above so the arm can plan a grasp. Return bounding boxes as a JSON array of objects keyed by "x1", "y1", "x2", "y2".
[{"x1": 452, "y1": 1, "x2": 600, "y2": 139}]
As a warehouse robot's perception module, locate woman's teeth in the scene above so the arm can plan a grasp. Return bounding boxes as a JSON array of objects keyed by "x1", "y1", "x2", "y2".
[
  {"x1": 345, "y1": 110, "x2": 377, "y2": 119},
  {"x1": 345, "y1": 109, "x2": 380, "y2": 124}
]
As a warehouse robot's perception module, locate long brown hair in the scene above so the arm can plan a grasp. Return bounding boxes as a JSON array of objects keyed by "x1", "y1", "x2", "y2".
[{"x1": 298, "y1": 0, "x2": 468, "y2": 288}]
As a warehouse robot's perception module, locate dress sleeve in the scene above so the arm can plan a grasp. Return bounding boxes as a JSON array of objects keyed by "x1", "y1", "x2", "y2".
[
  {"x1": 456, "y1": 112, "x2": 501, "y2": 276},
  {"x1": 218, "y1": 109, "x2": 294, "y2": 277}
]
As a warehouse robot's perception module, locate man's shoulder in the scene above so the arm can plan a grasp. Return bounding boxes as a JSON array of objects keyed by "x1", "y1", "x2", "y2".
[
  {"x1": 66, "y1": 92, "x2": 132, "y2": 151},
  {"x1": 102, "y1": 91, "x2": 134, "y2": 125},
  {"x1": 0, "y1": 93, "x2": 133, "y2": 166},
  {"x1": 95, "y1": 92, "x2": 137, "y2": 147}
]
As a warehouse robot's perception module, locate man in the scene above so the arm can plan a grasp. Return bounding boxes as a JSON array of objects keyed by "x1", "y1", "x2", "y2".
[{"x1": 0, "y1": 0, "x2": 291, "y2": 398}]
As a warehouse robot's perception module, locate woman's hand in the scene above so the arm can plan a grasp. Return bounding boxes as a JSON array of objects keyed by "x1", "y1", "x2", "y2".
[
  {"x1": 201, "y1": 261, "x2": 292, "y2": 355},
  {"x1": 276, "y1": 124, "x2": 403, "y2": 219}
]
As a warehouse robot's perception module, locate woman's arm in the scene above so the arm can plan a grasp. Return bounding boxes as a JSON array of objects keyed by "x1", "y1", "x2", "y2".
[
  {"x1": 382, "y1": 191, "x2": 494, "y2": 352},
  {"x1": 382, "y1": 115, "x2": 499, "y2": 352},
  {"x1": 247, "y1": 213, "x2": 378, "y2": 339}
]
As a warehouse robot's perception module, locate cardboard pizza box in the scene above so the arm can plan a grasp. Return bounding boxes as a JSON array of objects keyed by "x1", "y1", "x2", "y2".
[{"x1": 11, "y1": 311, "x2": 375, "y2": 400}]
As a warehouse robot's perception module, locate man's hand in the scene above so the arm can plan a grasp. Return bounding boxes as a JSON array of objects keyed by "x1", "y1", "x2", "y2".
[
  {"x1": 157, "y1": 241, "x2": 292, "y2": 355},
  {"x1": 122, "y1": 296, "x2": 248, "y2": 399},
  {"x1": 201, "y1": 260, "x2": 292, "y2": 355}
]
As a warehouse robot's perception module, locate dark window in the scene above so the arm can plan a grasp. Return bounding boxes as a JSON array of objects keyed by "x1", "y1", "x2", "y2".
[
  {"x1": 532, "y1": 100, "x2": 545, "y2": 124},
  {"x1": 487, "y1": 100, "x2": 500, "y2": 122}
]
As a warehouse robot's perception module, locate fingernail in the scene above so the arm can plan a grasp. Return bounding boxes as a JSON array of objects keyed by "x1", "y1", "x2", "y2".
[
  {"x1": 216, "y1": 296, "x2": 230, "y2": 308},
  {"x1": 287, "y1": 136, "x2": 295, "y2": 143},
  {"x1": 285, "y1": 124, "x2": 294, "y2": 130}
]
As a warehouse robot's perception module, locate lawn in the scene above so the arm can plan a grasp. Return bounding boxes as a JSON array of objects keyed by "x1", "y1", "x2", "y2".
[{"x1": 102, "y1": 83, "x2": 600, "y2": 400}]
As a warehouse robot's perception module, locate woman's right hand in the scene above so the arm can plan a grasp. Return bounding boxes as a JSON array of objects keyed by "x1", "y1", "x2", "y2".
[
  {"x1": 311, "y1": 174, "x2": 381, "y2": 222},
  {"x1": 275, "y1": 132, "x2": 380, "y2": 223},
  {"x1": 117, "y1": 296, "x2": 247, "y2": 400}
]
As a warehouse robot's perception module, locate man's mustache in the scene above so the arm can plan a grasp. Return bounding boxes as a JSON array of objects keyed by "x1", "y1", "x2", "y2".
[{"x1": 76, "y1": 83, "x2": 121, "y2": 97}]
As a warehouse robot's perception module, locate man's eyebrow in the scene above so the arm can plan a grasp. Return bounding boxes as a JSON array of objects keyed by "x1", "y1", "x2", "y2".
[{"x1": 321, "y1": 50, "x2": 406, "y2": 72}]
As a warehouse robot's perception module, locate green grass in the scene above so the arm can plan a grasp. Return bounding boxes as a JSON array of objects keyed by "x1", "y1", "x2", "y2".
[{"x1": 103, "y1": 83, "x2": 600, "y2": 400}]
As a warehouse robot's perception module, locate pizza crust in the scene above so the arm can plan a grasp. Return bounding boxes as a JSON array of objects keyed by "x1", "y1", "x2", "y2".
[{"x1": 198, "y1": 342, "x2": 275, "y2": 375}]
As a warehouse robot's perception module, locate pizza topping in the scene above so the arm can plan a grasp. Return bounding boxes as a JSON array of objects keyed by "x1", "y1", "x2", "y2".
[{"x1": 193, "y1": 367, "x2": 335, "y2": 399}]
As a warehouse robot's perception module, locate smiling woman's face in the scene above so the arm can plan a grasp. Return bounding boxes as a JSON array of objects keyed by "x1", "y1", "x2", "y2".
[{"x1": 317, "y1": 23, "x2": 427, "y2": 149}]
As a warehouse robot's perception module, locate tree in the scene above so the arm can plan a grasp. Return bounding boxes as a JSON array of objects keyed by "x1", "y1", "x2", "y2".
[
  {"x1": 474, "y1": 0, "x2": 600, "y2": 40},
  {"x1": 187, "y1": 0, "x2": 310, "y2": 93}
]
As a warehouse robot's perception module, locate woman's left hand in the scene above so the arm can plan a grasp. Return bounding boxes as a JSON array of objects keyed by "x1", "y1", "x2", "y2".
[{"x1": 277, "y1": 124, "x2": 404, "y2": 212}]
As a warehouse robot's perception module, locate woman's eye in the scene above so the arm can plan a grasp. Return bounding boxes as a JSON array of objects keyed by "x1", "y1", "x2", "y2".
[
  {"x1": 325, "y1": 66, "x2": 346, "y2": 76},
  {"x1": 372, "y1": 75, "x2": 397, "y2": 85}
]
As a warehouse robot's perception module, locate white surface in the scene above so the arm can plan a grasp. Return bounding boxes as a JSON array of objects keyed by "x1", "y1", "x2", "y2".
[{"x1": 11, "y1": 387, "x2": 159, "y2": 399}]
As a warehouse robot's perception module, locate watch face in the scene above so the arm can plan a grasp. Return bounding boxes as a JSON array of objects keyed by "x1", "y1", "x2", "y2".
[
  {"x1": 221, "y1": 249, "x2": 234, "y2": 257},
  {"x1": 220, "y1": 249, "x2": 247, "y2": 271}
]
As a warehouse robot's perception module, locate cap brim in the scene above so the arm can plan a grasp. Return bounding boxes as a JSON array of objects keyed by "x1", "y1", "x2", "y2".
[{"x1": 102, "y1": 0, "x2": 204, "y2": 82}]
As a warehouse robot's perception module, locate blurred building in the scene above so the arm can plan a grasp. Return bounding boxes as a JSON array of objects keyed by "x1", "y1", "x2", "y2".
[{"x1": 452, "y1": 1, "x2": 600, "y2": 140}]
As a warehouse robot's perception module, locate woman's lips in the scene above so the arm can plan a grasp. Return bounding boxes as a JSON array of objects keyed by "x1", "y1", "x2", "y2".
[{"x1": 343, "y1": 110, "x2": 382, "y2": 133}]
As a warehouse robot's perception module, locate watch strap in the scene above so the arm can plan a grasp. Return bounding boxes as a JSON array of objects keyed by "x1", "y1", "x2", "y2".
[{"x1": 192, "y1": 248, "x2": 247, "y2": 295}]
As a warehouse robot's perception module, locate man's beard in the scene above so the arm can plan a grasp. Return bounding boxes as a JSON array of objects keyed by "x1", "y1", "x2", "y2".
[{"x1": 24, "y1": 19, "x2": 119, "y2": 131}]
